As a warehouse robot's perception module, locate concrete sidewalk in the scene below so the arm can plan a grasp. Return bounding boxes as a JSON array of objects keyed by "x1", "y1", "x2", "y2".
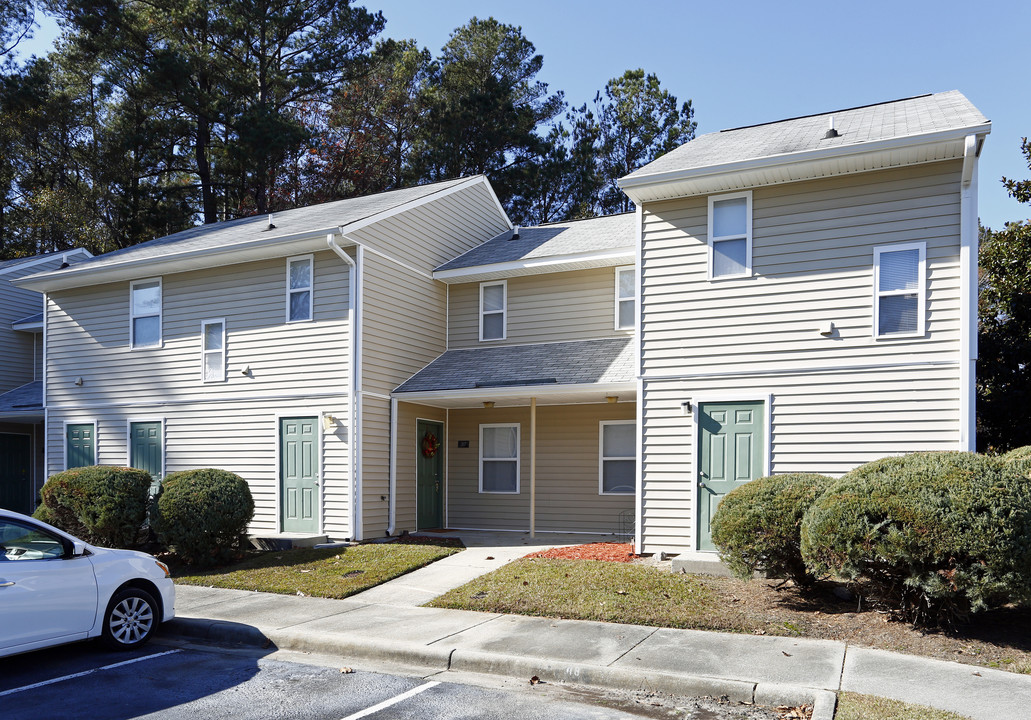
[{"x1": 163, "y1": 536, "x2": 1030, "y2": 720}]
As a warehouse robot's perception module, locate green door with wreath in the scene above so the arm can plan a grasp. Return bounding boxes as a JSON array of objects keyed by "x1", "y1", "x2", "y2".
[{"x1": 417, "y1": 420, "x2": 443, "y2": 529}]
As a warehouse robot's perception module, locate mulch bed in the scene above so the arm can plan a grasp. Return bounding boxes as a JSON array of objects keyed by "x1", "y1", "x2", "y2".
[{"x1": 524, "y1": 542, "x2": 635, "y2": 562}]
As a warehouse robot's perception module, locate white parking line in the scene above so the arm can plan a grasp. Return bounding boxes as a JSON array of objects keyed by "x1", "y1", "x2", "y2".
[
  {"x1": 0, "y1": 649, "x2": 181, "y2": 697},
  {"x1": 340, "y1": 680, "x2": 441, "y2": 720}
]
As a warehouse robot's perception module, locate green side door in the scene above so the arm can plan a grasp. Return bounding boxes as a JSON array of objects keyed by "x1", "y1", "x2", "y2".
[
  {"x1": 0, "y1": 433, "x2": 32, "y2": 514},
  {"x1": 416, "y1": 420, "x2": 444, "y2": 530},
  {"x1": 66, "y1": 424, "x2": 95, "y2": 469},
  {"x1": 697, "y1": 401, "x2": 765, "y2": 552},
  {"x1": 130, "y1": 421, "x2": 163, "y2": 493},
  {"x1": 280, "y1": 417, "x2": 318, "y2": 533}
]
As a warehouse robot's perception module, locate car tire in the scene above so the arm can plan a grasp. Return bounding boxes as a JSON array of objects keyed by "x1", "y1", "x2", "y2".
[{"x1": 101, "y1": 587, "x2": 159, "y2": 650}]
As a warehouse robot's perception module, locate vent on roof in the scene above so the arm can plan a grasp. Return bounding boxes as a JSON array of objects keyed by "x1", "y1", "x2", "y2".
[
  {"x1": 825, "y1": 116, "x2": 840, "y2": 139},
  {"x1": 509, "y1": 225, "x2": 520, "y2": 241},
  {"x1": 265, "y1": 214, "x2": 276, "y2": 231}
]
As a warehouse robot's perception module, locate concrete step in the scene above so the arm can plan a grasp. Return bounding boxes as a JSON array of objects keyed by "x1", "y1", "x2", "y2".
[
  {"x1": 249, "y1": 533, "x2": 329, "y2": 551},
  {"x1": 671, "y1": 551, "x2": 735, "y2": 577}
]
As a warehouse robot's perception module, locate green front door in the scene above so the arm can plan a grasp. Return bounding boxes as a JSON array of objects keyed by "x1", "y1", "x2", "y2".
[
  {"x1": 280, "y1": 417, "x2": 318, "y2": 533},
  {"x1": 130, "y1": 421, "x2": 162, "y2": 493},
  {"x1": 697, "y1": 401, "x2": 765, "y2": 551},
  {"x1": 66, "y1": 424, "x2": 95, "y2": 469},
  {"x1": 416, "y1": 420, "x2": 444, "y2": 529},
  {"x1": 0, "y1": 433, "x2": 31, "y2": 514}
]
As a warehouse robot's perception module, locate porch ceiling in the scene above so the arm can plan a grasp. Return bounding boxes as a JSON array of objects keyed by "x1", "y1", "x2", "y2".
[{"x1": 393, "y1": 381, "x2": 637, "y2": 409}]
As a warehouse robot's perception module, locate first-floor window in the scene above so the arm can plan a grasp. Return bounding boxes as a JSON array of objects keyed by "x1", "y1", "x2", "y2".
[
  {"x1": 480, "y1": 423, "x2": 519, "y2": 493},
  {"x1": 600, "y1": 420, "x2": 636, "y2": 494}
]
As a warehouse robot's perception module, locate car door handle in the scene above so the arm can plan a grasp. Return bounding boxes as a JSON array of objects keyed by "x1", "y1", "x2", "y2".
[{"x1": 0, "y1": 581, "x2": 14, "y2": 587}]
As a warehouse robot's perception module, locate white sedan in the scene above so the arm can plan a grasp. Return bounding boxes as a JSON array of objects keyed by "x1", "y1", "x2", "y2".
[{"x1": 0, "y1": 508, "x2": 175, "y2": 658}]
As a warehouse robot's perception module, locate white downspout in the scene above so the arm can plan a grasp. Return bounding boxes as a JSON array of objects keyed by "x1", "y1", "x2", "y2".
[
  {"x1": 959, "y1": 135, "x2": 980, "y2": 452},
  {"x1": 388, "y1": 396, "x2": 397, "y2": 535},
  {"x1": 326, "y1": 233, "x2": 359, "y2": 539}
]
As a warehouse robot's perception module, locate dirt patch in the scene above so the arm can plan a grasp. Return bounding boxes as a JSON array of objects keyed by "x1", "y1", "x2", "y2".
[{"x1": 524, "y1": 542, "x2": 635, "y2": 562}]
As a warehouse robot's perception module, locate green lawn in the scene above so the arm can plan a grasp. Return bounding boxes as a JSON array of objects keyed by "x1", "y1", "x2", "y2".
[
  {"x1": 428, "y1": 557, "x2": 739, "y2": 629},
  {"x1": 173, "y1": 541, "x2": 461, "y2": 599},
  {"x1": 835, "y1": 693, "x2": 970, "y2": 720}
]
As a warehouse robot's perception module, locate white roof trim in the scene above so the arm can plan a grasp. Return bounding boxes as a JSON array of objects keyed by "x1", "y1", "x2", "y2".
[
  {"x1": 393, "y1": 381, "x2": 636, "y2": 406},
  {"x1": 433, "y1": 247, "x2": 635, "y2": 283},
  {"x1": 620, "y1": 123, "x2": 991, "y2": 204},
  {"x1": 0, "y1": 247, "x2": 93, "y2": 277}
]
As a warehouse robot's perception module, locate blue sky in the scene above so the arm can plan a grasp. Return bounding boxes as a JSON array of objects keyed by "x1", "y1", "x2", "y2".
[{"x1": 18, "y1": 0, "x2": 1030, "y2": 229}]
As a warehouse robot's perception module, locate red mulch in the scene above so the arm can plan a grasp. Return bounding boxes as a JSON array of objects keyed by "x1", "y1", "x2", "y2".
[{"x1": 524, "y1": 542, "x2": 635, "y2": 562}]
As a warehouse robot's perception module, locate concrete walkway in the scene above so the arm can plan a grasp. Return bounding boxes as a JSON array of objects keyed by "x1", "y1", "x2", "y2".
[{"x1": 163, "y1": 533, "x2": 1031, "y2": 720}]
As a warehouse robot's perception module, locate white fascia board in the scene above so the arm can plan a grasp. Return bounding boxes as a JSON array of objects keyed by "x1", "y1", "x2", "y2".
[
  {"x1": 0, "y1": 247, "x2": 93, "y2": 277},
  {"x1": 339, "y1": 175, "x2": 511, "y2": 237},
  {"x1": 392, "y1": 381, "x2": 636, "y2": 404},
  {"x1": 13, "y1": 228, "x2": 341, "y2": 292},
  {"x1": 12, "y1": 320, "x2": 43, "y2": 332},
  {"x1": 433, "y1": 247, "x2": 635, "y2": 283},
  {"x1": 619, "y1": 123, "x2": 992, "y2": 203}
]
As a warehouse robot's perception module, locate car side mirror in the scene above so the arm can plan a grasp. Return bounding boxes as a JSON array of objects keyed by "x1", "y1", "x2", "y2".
[{"x1": 71, "y1": 540, "x2": 87, "y2": 557}]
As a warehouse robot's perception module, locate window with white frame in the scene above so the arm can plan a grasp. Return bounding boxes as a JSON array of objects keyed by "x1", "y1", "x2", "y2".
[
  {"x1": 287, "y1": 255, "x2": 313, "y2": 322},
  {"x1": 201, "y1": 319, "x2": 225, "y2": 382},
  {"x1": 707, "y1": 192, "x2": 752, "y2": 279},
  {"x1": 130, "y1": 278, "x2": 161, "y2": 348},
  {"x1": 479, "y1": 280, "x2": 506, "y2": 341},
  {"x1": 480, "y1": 423, "x2": 519, "y2": 493},
  {"x1": 615, "y1": 266, "x2": 635, "y2": 330},
  {"x1": 599, "y1": 420, "x2": 636, "y2": 494},
  {"x1": 874, "y1": 243, "x2": 926, "y2": 338}
]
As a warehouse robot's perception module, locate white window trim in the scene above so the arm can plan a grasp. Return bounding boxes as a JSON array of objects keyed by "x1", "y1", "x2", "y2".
[
  {"x1": 478, "y1": 422, "x2": 520, "y2": 494},
  {"x1": 129, "y1": 277, "x2": 162, "y2": 349},
  {"x1": 873, "y1": 242, "x2": 926, "y2": 339},
  {"x1": 707, "y1": 191, "x2": 753, "y2": 280},
  {"x1": 62, "y1": 420, "x2": 98, "y2": 470},
  {"x1": 614, "y1": 265, "x2": 635, "y2": 331},
  {"x1": 598, "y1": 419, "x2": 636, "y2": 495},
  {"x1": 479, "y1": 280, "x2": 507, "y2": 342},
  {"x1": 201, "y1": 318, "x2": 226, "y2": 383},
  {"x1": 286, "y1": 254, "x2": 314, "y2": 323}
]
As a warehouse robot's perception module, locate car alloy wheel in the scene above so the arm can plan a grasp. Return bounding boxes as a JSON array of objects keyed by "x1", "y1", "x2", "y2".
[{"x1": 102, "y1": 588, "x2": 158, "y2": 649}]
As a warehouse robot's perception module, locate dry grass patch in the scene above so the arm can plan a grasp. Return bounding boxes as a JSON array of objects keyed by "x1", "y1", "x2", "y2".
[
  {"x1": 835, "y1": 692, "x2": 970, "y2": 720},
  {"x1": 173, "y1": 539, "x2": 461, "y2": 599}
]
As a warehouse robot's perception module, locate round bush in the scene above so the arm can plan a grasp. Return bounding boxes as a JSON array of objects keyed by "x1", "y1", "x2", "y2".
[
  {"x1": 1001, "y1": 445, "x2": 1031, "y2": 478},
  {"x1": 711, "y1": 473, "x2": 834, "y2": 585},
  {"x1": 37, "y1": 466, "x2": 151, "y2": 547},
  {"x1": 152, "y1": 469, "x2": 254, "y2": 567},
  {"x1": 800, "y1": 452, "x2": 1031, "y2": 627}
]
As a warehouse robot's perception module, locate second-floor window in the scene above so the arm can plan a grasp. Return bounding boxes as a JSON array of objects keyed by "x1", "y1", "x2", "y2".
[
  {"x1": 874, "y1": 242, "x2": 925, "y2": 338},
  {"x1": 130, "y1": 278, "x2": 161, "y2": 348},
  {"x1": 480, "y1": 280, "x2": 506, "y2": 341},
  {"x1": 615, "y1": 266, "x2": 635, "y2": 330},
  {"x1": 201, "y1": 319, "x2": 225, "y2": 382},
  {"x1": 287, "y1": 255, "x2": 313, "y2": 322},
  {"x1": 708, "y1": 191, "x2": 752, "y2": 280}
]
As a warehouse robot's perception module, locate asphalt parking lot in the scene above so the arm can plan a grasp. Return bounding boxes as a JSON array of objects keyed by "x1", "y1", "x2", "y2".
[{"x1": 0, "y1": 638, "x2": 777, "y2": 720}]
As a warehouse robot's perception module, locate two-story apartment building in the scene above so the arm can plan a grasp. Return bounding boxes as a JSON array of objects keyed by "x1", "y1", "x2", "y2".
[
  {"x1": 16, "y1": 91, "x2": 990, "y2": 558},
  {"x1": 0, "y1": 249, "x2": 91, "y2": 513}
]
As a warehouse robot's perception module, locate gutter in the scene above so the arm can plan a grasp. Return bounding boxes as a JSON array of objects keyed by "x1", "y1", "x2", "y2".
[{"x1": 326, "y1": 233, "x2": 362, "y2": 541}]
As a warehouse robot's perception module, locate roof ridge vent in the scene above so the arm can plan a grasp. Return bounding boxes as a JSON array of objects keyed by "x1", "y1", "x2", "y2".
[{"x1": 825, "y1": 116, "x2": 840, "y2": 139}]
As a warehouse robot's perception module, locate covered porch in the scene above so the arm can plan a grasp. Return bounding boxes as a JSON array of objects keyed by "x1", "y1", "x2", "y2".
[
  {"x1": 390, "y1": 337, "x2": 638, "y2": 542},
  {"x1": 0, "y1": 381, "x2": 44, "y2": 515}
]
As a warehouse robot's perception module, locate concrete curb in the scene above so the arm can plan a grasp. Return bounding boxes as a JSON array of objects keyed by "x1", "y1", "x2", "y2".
[{"x1": 163, "y1": 618, "x2": 838, "y2": 716}]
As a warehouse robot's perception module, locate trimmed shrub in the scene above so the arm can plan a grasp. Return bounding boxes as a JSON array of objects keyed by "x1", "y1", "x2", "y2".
[
  {"x1": 1001, "y1": 445, "x2": 1031, "y2": 478},
  {"x1": 711, "y1": 473, "x2": 834, "y2": 585},
  {"x1": 37, "y1": 465, "x2": 151, "y2": 547},
  {"x1": 800, "y1": 452, "x2": 1031, "y2": 627},
  {"x1": 152, "y1": 468, "x2": 254, "y2": 567}
]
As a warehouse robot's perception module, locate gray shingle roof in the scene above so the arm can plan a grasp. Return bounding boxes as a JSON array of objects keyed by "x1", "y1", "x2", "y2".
[
  {"x1": 435, "y1": 213, "x2": 635, "y2": 272},
  {"x1": 624, "y1": 91, "x2": 989, "y2": 181},
  {"x1": 47, "y1": 177, "x2": 475, "y2": 273},
  {"x1": 394, "y1": 338, "x2": 635, "y2": 393},
  {"x1": 0, "y1": 381, "x2": 42, "y2": 412}
]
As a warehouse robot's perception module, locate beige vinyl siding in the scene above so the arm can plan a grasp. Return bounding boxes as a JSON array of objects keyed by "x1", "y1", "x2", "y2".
[
  {"x1": 640, "y1": 161, "x2": 963, "y2": 376},
  {"x1": 447, "y1": 403, "x2": 635, "y2": 532},
  {"x1": 638, "y1": 160, "x2": 966, "y2": 555},
  {"x1": 349, "y1": 182, "x2": 510, "y2": 273},
  {"x1": 45, "y1": 251, "x2": 349, "y2": 408},
  {"x1": 393, "y1": 402, "x2": 447, "y2": 533},
  {"x1": 0, "y1": 260, "x2": 54, "y2": 393},
  {"x1": 639, "y1": 364, "x2": 961, "y2": 554},
  {"x1": 448, "y1": 267, "x2": 634, "y2": 349},
  {"x1": 46, "y1": 400, "x2": 352, "y2": 539}
]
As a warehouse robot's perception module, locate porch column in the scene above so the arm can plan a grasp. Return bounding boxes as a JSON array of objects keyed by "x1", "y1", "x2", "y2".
[{"x1": 530, "y1": 397, "x2": 537, "y2": 538}]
